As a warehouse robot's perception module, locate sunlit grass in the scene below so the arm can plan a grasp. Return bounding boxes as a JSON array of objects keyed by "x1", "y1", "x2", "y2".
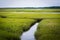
[
  {"x1": 0, "y1": 12, "x2": 60, "y2": 19},
  {"x1": 35, "y1": 19, "x2": 60, "y2": 40},
  {"x1": 0, "y1": 18, "x2": 36, "y2": 40},
  {"x1": 0, "y1": 9, "x2": 60, "y2": 40}
]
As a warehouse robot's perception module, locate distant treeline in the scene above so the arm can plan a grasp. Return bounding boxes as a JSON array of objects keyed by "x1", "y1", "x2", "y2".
[
  {"x1": 0, "y1": 6, "x2": 60, "y2": 9},
  {"x1": 20, "y1": 6, "x2": 60, "y2": 9},
  {"x1": 43, "y1": 6, "x2": 60, "y2": 9}
]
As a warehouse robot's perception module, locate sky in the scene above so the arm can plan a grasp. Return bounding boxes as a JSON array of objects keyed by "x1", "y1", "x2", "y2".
[{"x1": 0, "y1": 0, "x2": 60, "y2": 8}]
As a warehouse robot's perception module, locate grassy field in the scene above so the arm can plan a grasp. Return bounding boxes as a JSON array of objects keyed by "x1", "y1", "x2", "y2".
[
  {"x1": 0, "y1": 18, "x2": 36, "y2": 40},
  {"x1": 35, "y1": 19, "x2": 60, "y2": 40},
  {"x1": 0, "y1": 12, "x2": 60, "y2": 19},
  {"x1": 0, "y1": 8, "x2": 60, "y2": 40}
]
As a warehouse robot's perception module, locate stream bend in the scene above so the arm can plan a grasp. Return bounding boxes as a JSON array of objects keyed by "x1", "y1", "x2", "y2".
[{"x1": 21, "y1": 23, "x2": 39, "y2": 40}]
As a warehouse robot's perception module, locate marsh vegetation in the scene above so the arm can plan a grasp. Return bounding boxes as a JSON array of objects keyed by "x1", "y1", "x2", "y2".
[{"x1": 0, "y1": 8, "x2": 60, "y2": 40}]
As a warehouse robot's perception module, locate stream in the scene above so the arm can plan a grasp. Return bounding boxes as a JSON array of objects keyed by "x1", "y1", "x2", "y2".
[{"x1": 21, "y1": 23, "x2": 39, "y2": 40}]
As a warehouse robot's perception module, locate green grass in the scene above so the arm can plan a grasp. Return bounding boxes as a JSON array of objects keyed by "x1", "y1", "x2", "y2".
[
  {"x1": 0, "y1": 8, "x2": 60, "y2": 40},
  {"x1": 0, "y1": 12, "x2": 60, "y2": 19},
  {"x1": 0, "y1": 37, "x2": 7, "y2": 40},
  {"x1": 0, "y1": 18, "x2": 36, "y2": 40},
  {"x1": 35, "y1": 19, "x2": 60, "y2": 40}
]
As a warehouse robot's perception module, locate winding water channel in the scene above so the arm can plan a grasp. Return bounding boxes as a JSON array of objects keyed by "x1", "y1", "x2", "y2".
[{"x1": 21, "y1": 23, "x2": 39, "y2": 40}]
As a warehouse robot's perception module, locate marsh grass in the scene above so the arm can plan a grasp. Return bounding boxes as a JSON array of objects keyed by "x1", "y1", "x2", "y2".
[
  {"x1": 0, "y1": 18, "x2": 36, "y2": 40},
  {"x1": 35, "y1": 19, "x2": 60, "y2": 40},
  {"x1": 0, "y1": 12, "x2": 60, "y2": 19},
  {"x1": 0, "y1": 9, "x2": 60, "y2": 12},
  {"x1": 0, "y1": 9, "x2": 60, "y2": 40}
]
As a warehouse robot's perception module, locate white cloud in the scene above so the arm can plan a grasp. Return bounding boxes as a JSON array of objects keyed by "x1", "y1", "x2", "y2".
[{"x1": 0, "y1": 0, "x2": 60, "y2": 7}]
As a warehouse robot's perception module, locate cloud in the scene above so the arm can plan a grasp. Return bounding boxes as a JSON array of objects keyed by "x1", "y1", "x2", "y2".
[{"x1": 0, "y1": 0, "x2": 60, "y2": 7}]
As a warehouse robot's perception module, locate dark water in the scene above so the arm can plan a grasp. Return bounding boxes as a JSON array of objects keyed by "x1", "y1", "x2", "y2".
[{"x1": 21, "y1": 23, "x2": 39, "y2": 40}]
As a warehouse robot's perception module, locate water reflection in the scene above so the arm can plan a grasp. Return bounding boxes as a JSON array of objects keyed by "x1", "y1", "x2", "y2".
[{"x1": 21, "y1": 23, "x2": 39, "y2": 40}]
